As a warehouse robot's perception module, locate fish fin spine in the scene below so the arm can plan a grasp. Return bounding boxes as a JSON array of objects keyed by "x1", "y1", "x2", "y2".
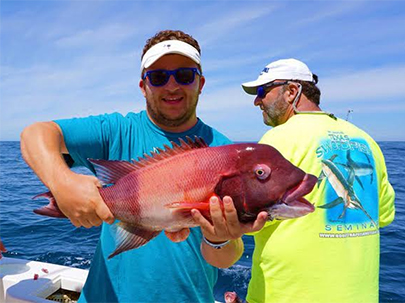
[
  {"x1": 88, "y1": 159, "x2": 139, "y2": 184},
  {"x1": 132, "y1": 136, "x2": 208, "y2": 169}
]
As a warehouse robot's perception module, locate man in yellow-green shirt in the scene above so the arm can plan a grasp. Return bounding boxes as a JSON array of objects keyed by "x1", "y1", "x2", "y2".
[{"x1": 241, "y1": 58, "x2": 395, "y2": 303}]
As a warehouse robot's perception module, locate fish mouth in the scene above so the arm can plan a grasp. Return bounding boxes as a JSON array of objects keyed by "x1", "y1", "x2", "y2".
[{"x1": 266, "y1": 173, "x2": 317, "y2": 220}]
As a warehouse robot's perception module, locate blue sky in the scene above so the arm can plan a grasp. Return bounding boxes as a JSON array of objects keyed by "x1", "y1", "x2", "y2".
[{"x1": 1, "y1": 0, "x2": 404, "y2": 142}]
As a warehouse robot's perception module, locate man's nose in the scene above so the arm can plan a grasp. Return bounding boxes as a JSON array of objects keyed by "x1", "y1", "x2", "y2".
[
  {"x1": 164, "y1": 75, "x2": 180, "y2": 91},
  {"x1": 254, "y1": 97, "x2": 261, "y2": 106}
]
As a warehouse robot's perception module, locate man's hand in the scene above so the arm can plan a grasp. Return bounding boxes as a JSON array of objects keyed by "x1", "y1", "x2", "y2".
[
  {"x1": 191, "y1": 195, "x2": 268, "y2": 268},
  {"x1": 191, "y1": 195, "x2": 268, "y2": 243},
  {"x1": 50, "y1": 171, "x2": 115, "y2": 228}
]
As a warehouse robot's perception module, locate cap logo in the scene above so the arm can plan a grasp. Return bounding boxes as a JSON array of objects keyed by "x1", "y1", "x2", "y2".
[
  {"x1": 163, "y1": 44, "x2": 171, "y2": 48},
  {"x1": 260, "y1": 67, "x2": 269, "y2": 75}
]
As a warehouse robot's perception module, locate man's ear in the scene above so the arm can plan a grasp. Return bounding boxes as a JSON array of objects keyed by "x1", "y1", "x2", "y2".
[
  {"x1": 198, "y1": 75, "x2": 206, "y2": 95},
  {"x1": 139, "y1": 79, "x2": 147, "y2": 98},
  {"x1": 286, "y1": 82, "x2": 299, "y2": 103}
]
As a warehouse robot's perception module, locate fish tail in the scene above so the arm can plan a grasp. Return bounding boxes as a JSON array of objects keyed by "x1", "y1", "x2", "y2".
[{"x1": 33, "y1": 192, "x2": 67, "y2": 218}]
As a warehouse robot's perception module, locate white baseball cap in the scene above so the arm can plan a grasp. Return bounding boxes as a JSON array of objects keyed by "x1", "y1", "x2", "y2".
[
  {"x1": 140, "y1": 40, "x2": 201, "y2": 73},
  {"x1": 242, "y1": 58, "x2": 316, "y2": 95}
]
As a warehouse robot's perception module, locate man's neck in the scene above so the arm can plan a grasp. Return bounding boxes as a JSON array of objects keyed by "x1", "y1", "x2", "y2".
[
  {"x1": 291, "y1": 96, "x2": 336, "y2": 120},
  {"x1": 147, "y1": 112, "x2": 198, "y2": 133},
  {"x1": 295, "y1": 96, "x2": 321, "y2": 112}
]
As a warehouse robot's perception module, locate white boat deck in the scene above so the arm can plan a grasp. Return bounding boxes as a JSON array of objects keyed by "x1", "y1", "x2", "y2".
[
  {"x1": 0, "y1": 257, "x2": 87, "y2": 303},
  {"x1": 0, "y1": 257, "x2": 224, "y2": 303}
]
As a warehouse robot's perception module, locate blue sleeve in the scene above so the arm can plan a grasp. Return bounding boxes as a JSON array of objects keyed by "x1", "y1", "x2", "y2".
[
  {"x1": 213, "y1": 129, "x2": 233, "y2": 146},
  {"x1": 54, "y1": 113, "x2": 125, "y2": 172},
  {"x1": 205, "y1": 127, "x2": 233, "y2": 147}
]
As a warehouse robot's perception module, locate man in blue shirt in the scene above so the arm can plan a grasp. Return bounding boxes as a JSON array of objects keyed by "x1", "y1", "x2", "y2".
[{"x1": 20, "y1": 30, "x2": 266, "y2": 302}]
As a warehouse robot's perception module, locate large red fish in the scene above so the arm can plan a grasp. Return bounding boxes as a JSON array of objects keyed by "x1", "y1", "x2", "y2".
[{"x1": 34, "y1": 137, "x2": 317, "y2": 258}]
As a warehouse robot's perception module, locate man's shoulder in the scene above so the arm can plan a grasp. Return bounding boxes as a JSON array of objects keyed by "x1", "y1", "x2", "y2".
[
  {"x1": 54, "y1": 111, "x2": 147, "y2": 137},
  {"x1": 198, "y1": 124, "x2": 232, "y2": 146},
  {"x1": 259, "y1": 126, "x2": 285, "y2": 144},
  {"x1": 210, "y1": 127, "x2": 232, "y2": 144},
  {"x1": 193, "y1": 119, "x2": 232, "y2": 146}
]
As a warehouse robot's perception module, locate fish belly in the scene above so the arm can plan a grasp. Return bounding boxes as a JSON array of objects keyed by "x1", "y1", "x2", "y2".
[{"x1": 322, "y1": 165, "x2": 349, "y2": 202}]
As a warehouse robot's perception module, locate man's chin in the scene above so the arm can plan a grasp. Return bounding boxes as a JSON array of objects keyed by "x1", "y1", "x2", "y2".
[
  {"x1": 263, "y1": 117, "x2": 274, "y2": 127},
  {"x1": 147, "y1": 101, "x2": 197, "y2": 129},
  {"x1": 155, "y1": 112, "x2": 193, "y2": 128}
]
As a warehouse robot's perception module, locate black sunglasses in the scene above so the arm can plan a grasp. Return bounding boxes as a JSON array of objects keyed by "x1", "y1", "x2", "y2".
[
  {"x1": 256, "y1": 81, "x2": 289, "y2": 98},
  {"x1": 142, "y1": 68, "x2": 201, "y2": 87}
]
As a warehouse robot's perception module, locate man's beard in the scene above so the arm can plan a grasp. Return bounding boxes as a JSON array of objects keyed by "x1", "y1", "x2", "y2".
[
  {"x1": 263, "y1": 92, "x2": 289, "y2": 127},
  {"x1": 146, "y1": 98, "x2": 199, "y2": 128}
]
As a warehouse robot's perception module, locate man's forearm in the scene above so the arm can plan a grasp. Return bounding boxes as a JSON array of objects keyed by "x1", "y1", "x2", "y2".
[{"x1": 20, "y1": 121, "x2": 71, "y2": 190}]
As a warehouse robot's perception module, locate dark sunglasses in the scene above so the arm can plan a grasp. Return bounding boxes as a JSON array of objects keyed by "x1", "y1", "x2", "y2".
[
  {"x1": 256, "y1": 81, "x2": 289, "y2": 98},
  {"x1": 142, "y1": 68, "x2": 201, "y2": 87}
]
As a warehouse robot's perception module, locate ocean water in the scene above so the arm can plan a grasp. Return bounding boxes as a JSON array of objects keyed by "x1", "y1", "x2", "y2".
[{"x1": 0, "y1": 141, "x2": 404, "y2": 302}]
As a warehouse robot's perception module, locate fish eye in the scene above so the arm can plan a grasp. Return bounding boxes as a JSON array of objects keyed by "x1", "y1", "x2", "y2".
[{"x1": 254, "y1": 164, "x2": 271, "y2": 180}]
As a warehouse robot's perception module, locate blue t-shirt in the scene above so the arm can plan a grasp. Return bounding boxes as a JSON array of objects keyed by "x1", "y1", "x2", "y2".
[{"x1": 55, "y1": 110, "x2": 232, "y2": 303}]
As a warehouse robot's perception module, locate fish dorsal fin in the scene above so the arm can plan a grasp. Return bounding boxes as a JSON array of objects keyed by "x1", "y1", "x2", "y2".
[
  {"x1": 131, "y1": 136, "x2": 208, "y2": 167},
  {"x1": 88, "y1": 159, "x2": 139, "y2": 185}
]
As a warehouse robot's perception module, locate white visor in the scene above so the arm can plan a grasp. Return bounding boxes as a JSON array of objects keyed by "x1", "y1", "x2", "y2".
[{"x1": 140, "y1": 40, "x2": 201, "y2": 73}]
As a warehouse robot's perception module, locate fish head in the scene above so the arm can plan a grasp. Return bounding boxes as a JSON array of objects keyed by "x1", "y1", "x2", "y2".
[{"x1": 233, "y1": 143, "x2": 317, "y2": 221}]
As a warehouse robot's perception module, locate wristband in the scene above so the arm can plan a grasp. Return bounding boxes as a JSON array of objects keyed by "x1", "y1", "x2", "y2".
[{"x1": 202, "y1": 236, "x2": 231, "y2": 249}]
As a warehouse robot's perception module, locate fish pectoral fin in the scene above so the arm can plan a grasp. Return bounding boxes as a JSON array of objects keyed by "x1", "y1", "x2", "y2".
[
  {"x1": 318, "y1": 197, "x2": 344, "y2": 209},
  {"x1": 165, "y1": 201, "x2": 210, "y2": 211},
  {"x1": 108, "y1": 223, "x2": 161, "y2": 259},
  {"x1": 164, "y1": 228, "x2": 190, "y2": 243},
  {"x1": 165, "y1": 200, "x2": 212, "y2": 219}
]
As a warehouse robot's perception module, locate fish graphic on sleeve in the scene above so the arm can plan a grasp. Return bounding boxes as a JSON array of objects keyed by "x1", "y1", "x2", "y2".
[
  {"x1": 334, "y1": 150, "x2": 374, "y2": 190},
  {"x1": 317, "y1": 154, "x2": 377, "y2": 227}
]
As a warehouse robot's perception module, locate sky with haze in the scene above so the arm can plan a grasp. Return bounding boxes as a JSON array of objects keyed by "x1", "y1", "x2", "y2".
[{"x1": 1, "y1": 0, "x2": 405, "y2": 141}]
